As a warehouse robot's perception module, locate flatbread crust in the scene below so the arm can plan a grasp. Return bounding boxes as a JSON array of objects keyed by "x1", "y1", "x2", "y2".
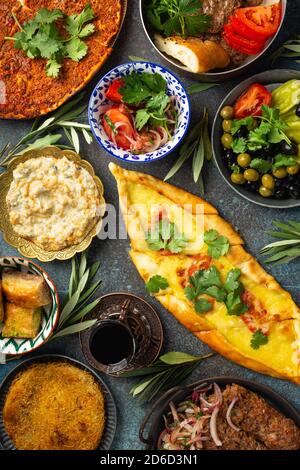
[
  {"x1": 110, "y1": 163, "x2": 300, "y2": 385},
  {"x1": 0, "y1": 0, "x2": 121, "y2": 118}
]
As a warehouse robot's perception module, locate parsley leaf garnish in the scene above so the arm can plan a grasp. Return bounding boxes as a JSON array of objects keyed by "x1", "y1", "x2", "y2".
[
  {"x1": 146, "y1": 0, "x2": 211, "y2": 38},
  {"x1": 146, "y1": 219, "x2": 187, "y2": 254},
  {"x1": 119, "y1": 73, "x2": 171, "y2": 131},
  {"x1": 250, "y1": 158, "x2": 272, "y2": 174},
  {"x1": 272, "y1": 154, "x2": 298, "y2": 170},
  {"x1": 231, "y1": 105, "x2": 291, "y2": 153},
  {"x1": 146, "y1": 275, "x2": 169, "y2": 294},
  {"x1": 184, "y1": 266, "x2": 247, "y2": 316},
  {"x1": 204, "y1": 229, "x2": 230, "y2": 259},
  {"x1": 7, "y1": 4, "x2": 95, "y2": 78},
  {"x1": 250, "y1": 330, "x2": 269, "y2": 350}
]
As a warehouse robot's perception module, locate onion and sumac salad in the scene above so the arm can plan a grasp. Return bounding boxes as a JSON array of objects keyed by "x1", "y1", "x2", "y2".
[
  {"x1": 101, "y1": 72, "x2": 177, "y2": 154},
  {"x1": 158, "y1": 383, "x2": 300, "y2": 451},
  {"x1": 220, "y1": 82, "x2": 300, "y2": 200}
]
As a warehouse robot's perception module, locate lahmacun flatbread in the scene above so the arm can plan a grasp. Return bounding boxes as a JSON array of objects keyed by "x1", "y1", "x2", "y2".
[{"x1": 0, "y1": 0, "x2": 121, "y2": 119}]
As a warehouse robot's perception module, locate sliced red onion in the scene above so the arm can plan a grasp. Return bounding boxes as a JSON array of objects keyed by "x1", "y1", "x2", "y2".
[
  {"x1": 209, "y1": 406, "x2": 222, "y2": 447},
  {"x1": 214, "y1": 382, "x2": 223, "y2": 406},
  {"x1": 170, "y1": 401, "x2": 179, "y2": 423},
  {"x1": 226, "y1": 397, "x2": 240, "y2": 432},
  {"x1": 157, "y1": 126, "x2": 169, "y2": 146}
]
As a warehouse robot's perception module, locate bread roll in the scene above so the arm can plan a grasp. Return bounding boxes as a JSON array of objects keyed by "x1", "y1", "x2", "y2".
[{"x1": 154, "y1": 34, "x2": 230, "y2": 73}]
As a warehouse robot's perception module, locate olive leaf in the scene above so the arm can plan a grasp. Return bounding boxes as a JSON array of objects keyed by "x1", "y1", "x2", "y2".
[
  {"x1": 49, "y1": 250, "x2": 101, "y2": 342},
  {"x1": 160, "y1": 351, "x2": 201, "y2": 365}
]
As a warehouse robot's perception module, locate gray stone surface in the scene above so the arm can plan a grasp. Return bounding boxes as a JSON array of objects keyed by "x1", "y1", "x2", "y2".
[{"x1": 0, "y1": 0, "x2": 299, "y2": 450}]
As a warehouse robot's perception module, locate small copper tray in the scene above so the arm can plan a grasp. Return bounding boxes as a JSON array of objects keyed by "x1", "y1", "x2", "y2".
[{"x1": 80, "y1": 292, "x2": 164, "y2": 377}]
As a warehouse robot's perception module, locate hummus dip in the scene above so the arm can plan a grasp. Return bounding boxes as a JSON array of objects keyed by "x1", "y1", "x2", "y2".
[{"x1": 6, "y1": 156, "x2": 101, "y2": 251}]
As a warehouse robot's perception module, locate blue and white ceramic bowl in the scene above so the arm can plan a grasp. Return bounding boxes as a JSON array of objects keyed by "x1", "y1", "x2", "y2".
[
  {"x1": 88, "y1": 62, "x2": 190, "y2": 163},
  {"x1": 0, "y1": 257, "x2": 59, "y2": 356}
]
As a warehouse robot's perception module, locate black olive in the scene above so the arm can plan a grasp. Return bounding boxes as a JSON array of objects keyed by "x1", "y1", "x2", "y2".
[
  {"x1": 235, "y1": 126, "x2": 248, "y2": 139},
  {"x1": 287, "y1": 174, "x2": 298, "y2": 184},
  {"x1": 296, "y1": 103, "x2": 300, "y2": 119},
  {"x1": 245, "y1": 181, "x2": 260, "y2": 193},
  {"x1": 274, "y1": 187, "x2": 289, "y2": 199},
  {"x1": 280, "y1": 140, "x2": 298, "y2": 155},
  {"x1": 224, "y1": 149, "x2": 236, "y2": 166},
  {"x1": 289, "y1": 183, "x2": 300, "y2": 199}
]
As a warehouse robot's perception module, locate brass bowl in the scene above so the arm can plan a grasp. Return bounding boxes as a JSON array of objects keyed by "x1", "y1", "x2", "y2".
[{"x1": 0, "y1": 147, "x2": 105, "y2": 262}]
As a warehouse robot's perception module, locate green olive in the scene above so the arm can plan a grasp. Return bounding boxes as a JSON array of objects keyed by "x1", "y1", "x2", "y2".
[
  {"x1": 231, "y1": 173, "x2": 245, "y2": 185},
  {"x1": 273, "y1": 167, "x2": 287, "y2": 179},
  {"x1": 222, "y1": 119, "x2": 232, "y2": 133},
  {"x1": 244, "y1": 169, "x2": 259, "y2": 182},
  {"x1": 237, "y1": 153, "x2": 251, "y2": 168},
  {"x1": 220, "y1": 106, "x2": 234, "y2": 120},
  {"x1": 221, "y1": 133, "x2": 233, "y2": 149},
  {"x1": 261, "y1": 174, "x2": 275, "y2": 190},
  {"x1": 287, "y1": 163, "x2": 300, "y2": 175},
  {"x1": 259, "y1": 186, "x2": 272, "y2": 198}
]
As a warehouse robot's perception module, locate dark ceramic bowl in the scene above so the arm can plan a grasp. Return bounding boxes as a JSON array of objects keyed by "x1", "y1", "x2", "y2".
[
  {"x1": 139, "y1": 0, "x2": 287, "y2": 82},
  {"x1": 139, "y1": 376, "x2": 300, "y2": 450},
  {"x1": 212, "y1": 69, "x2": 300, "y2": 208},
  {"x1": 0, "y1": 355, "x2": 117, "y2": 450}
]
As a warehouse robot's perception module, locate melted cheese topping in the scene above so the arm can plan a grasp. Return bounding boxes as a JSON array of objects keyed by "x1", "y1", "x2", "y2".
[
  {"x1": 127, "y1": 183, "x2": 205, "y2": 254},
  {"x1": 130, "y1": 250, "x2": 300, "y2": 375},
  {"x1": 7, "y1": 157, "x2": 100, "y2": 251}
]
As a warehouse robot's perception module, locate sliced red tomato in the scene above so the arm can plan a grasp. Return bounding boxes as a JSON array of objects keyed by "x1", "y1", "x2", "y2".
[
  {"x1": 235, "y1": 3, "x2": 281, "y2": 41},
  {"x1": 102, "y1": 108, "x2": 135, "y2": 150},
  {"x1": 105, "y1": 78, "x2": 125, "y2": 103},
  {"x1": 223, "y1": 22, "x2": 266, "y2": 55},
  {"x1": 233, "y1": 83, "x2": 272, "y2": 119}
]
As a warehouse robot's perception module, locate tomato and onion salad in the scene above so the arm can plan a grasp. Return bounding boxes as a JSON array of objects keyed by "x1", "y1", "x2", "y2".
[
  {"x1": 101, "y1": 74, "x2": 177, "y2": 154},
  {"x1": 223, "y1": 3, "x2": 282, "y2": 56},
  {"x1": 220, "y1": 83, "x2": 300, "y2": 200},
  {"x1": 159, "y1": 383, "x2": 239, "y2": 450}
]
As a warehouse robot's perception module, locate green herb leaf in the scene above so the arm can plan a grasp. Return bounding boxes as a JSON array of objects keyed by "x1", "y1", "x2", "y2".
[
  {"x1": 146, "y1": 219, "x2": 187, "y2": 254},
  {"x1": 261, "y1": 220, "x2": 300, "y2": 265},
  {"x1": 195, "y1": 298, "x2": 213, "y2": 313},
  {"x1": 250, "y1": 330, "x2": 269, "y2": 350},
  {"x1": 146, "y1": 275, "x2": 169, "y2": 294},
  {"x1": 159, "y1": 351, "x2": 200, "y2": 365},
  {"x1": 7, "y1": 5, "x2": 95, "y2": 78},
  {"x1": 226, "y1": 291, "x2": 248, "y2": 316},
  {"x1": 232, "y1": 138, "x2": 247, "y2": 154},
  {"x1": 187, "y1": 83, "x2": 218, "y2": 95},
  {"x1": 204, "y1": 229, "x2": 230, "y2": 259},
  {"x1": 231, "y1": 116, "x2": 254, "y2": 136},
  {"x1": 224, "y1": 268, "x2": 242, "y2": 293},
  {"x1": 272, "y1": 154, "x2": 298, "y2": 170},
  {"x1": 250, "y1": 158, "x2": 272, "y2": 174}
]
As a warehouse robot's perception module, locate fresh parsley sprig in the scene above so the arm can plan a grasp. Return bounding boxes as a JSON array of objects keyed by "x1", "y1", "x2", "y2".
[
  {"x1": 146, "y1": 275, "x2": 169, "y2": 294},
  {"x1": 146, "y1": 219, "x2": 187, "y2": 253},
  {"x1": 251, "y1": 330, "x2": 269, "y2": 350},
  {"x1": 146, "y1": 0, "x2": 211, "y2": 38},
  {"x1": 6, "y1": 5, "x2": 95, "y2": 77},
  {"x1": 231, "y1": 105, "x2": 291, "y2": 154},
  {"x1": 119, "y1": 72, "x2": 173, "y2": 132},
  {"x1": 121, "y1": 351, "x2": 214, "y2": 402},
  {"x1": 204, "y1": 229, "x2": 230, "y2": 259},
  {"x1": 185, "y1": 266, "x2": 247, "y2": 315}
]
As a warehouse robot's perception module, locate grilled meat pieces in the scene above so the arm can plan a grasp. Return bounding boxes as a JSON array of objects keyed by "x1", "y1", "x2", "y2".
[
  {"x1": 202, "y1": 0, "x2": 242, "y2": 33},
  {"x1": 221, "y1": 384, "x2": 300, "y2": 450}
]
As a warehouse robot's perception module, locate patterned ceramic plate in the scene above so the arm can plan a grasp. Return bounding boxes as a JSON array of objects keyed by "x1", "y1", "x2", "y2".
[
  {"x1": 88, "y1": 61, "x2": 190, "y2": 163},
  {"x1": 0, "y1": 355, "x2": 117, "y2": 450},
  {"x1": 0, "y1": 147, "x2": 106, "y2": 261},
  {"x1": 0, "y1": 257, "x2": 59, "y2": 356}
]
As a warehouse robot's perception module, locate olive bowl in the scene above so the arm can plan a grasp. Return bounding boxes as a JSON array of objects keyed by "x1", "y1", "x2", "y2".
[
  {"x1": 212, "y1": 69, "x2": 300, "y2": 209},
  {"x1": 139, "y1": 0, "x2": 287, "y2": 83}
]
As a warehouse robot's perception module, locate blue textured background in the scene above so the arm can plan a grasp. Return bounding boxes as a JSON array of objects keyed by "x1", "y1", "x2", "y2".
[{"x1": 0, "y1": 0, "x2": 299, "y2": 450}]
